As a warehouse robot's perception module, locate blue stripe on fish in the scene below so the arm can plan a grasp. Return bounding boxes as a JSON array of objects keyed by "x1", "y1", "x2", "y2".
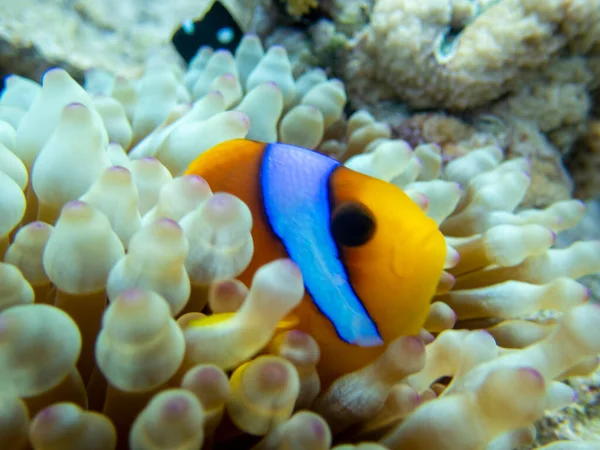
[{"x1": 260, "y1": 143, "x2": 383, "y2": 347}]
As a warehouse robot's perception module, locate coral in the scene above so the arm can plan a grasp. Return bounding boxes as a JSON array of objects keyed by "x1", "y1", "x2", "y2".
[
  {"x1": 344, "y1": 0, "x2": 600, "y2": 153},
  {"x1": 0, "y1": 0, "x2": 264, "y2": 84},
  {"x1": 321, "y1": 0, "x2": 374, "y2": 35},
  {"x1": 263, "y1": 0, "x2": 373, "y2": 79},
  {"x1": 309, "y1": 19, "x2": 352, "y2": 77},
  {"x1": 0, "y1": 33, "x2": 600, "y2": 450},
  {"x1": 270, "y1": 0, "x2": 374, "y2": 67},
  {"x1": 566, "y1": 119, "x2": 600, "y2": 200},
  {"x1": 533, "y1": 368, "x2": 600, "y2": 445},
  {"x1": 487, "y1": 56, "x2": 596, "y2": 153},
  {"x1": 504, "y1": 119, "x2": 574, "y2": 209},
  {"x1": 284, "y1": 0, "x2": 320, "y2": 17},
  {"x1": 347, "y1": 0, "x2": 600, "y2": 110}
]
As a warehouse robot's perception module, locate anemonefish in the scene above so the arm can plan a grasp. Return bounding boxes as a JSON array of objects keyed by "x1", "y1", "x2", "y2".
[{"x1": 185, "y1": 139, "x2": 447, "y2": 386}]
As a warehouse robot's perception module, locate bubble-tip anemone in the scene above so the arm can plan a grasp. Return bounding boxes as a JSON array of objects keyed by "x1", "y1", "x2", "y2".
[{"x1": 0, "y1": 32, "x2": 599, "y2": 450}]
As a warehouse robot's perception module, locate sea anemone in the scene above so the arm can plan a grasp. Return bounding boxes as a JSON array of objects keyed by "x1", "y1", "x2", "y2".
[{"x1": 0, "y1": 34, "x2": 599, "y2": 450}]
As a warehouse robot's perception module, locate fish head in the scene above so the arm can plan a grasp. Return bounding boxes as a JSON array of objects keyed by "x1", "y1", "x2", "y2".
[{"x1": 329, "y1": 166, "x2": 447, "y2": 341}]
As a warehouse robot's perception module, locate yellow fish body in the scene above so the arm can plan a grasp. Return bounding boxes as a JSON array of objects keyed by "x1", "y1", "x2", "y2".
[{"x1": 185, "y1": 139, "x2": 446, "y2": 386}]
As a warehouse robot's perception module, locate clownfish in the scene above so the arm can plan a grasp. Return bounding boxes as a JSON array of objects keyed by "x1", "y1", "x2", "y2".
[{"x1": 185, "y1": 139, "x2": 446, "y2": 385}]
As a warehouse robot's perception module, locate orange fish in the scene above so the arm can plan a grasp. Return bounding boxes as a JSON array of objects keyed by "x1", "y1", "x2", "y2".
[{"x1": 185, "y1": 139, "x2": 446, "y2": 386}]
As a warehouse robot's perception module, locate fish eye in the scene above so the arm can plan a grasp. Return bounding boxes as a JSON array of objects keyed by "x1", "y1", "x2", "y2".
[{"x1": 330, "y1": 201, "x2": 376, "y2": 247}]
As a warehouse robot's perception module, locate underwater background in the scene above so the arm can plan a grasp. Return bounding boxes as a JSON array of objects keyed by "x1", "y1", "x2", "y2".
[{"x1": 1, "y1": 0, "x2": 600, "y2": 449}]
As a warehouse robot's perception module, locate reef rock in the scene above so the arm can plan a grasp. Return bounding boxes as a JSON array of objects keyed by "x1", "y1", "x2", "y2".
[
  {"x1": 530, "y1": 367, "x2": 600, "y2": 446},
  {"x1": 506, "y1": 119, "x2": 574, "y2": 209},
  {"x1": 566, "y1": 119, "x2": 600, "y2": 200},
  {"x1": 0, "y1": 0, "x2": 261, "y2": 85}
]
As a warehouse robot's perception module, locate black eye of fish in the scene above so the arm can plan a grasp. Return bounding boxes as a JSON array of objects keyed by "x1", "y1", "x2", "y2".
[{"x1": 331, "y1": 202, "x2": 376, "y2": 247}]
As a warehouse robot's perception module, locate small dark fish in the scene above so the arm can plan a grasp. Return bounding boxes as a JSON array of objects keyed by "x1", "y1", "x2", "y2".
[{"x1": 171, "y1": 1, "x2": 244, "y2": 63}]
